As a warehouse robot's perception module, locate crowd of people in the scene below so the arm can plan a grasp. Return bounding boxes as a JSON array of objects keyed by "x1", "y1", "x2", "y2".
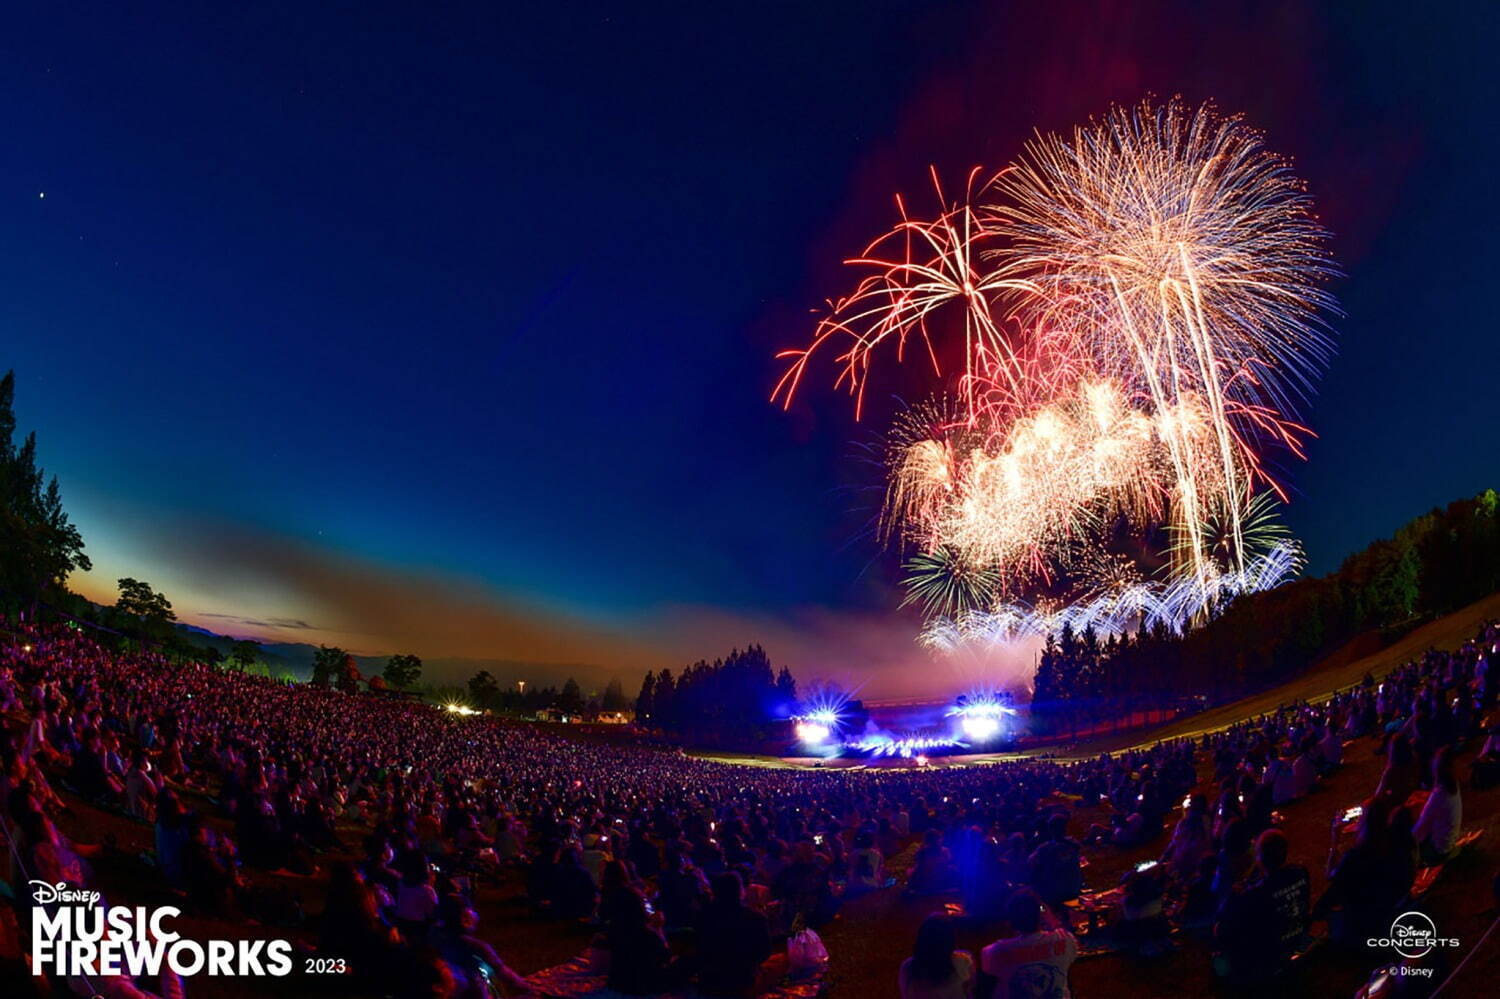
[
  {"x1": 897, "y1": 621, "x2": 1500, "y2": 996},
  {"x1": 0, "y1": 616, "x2": 1496, "y2": 998}
]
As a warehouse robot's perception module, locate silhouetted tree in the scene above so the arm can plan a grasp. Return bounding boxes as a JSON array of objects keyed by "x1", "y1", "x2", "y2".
[
  {"x1": 601, "y1": 677, "x2": 628, "y2": 712},
  {"x1": 558, "y1": 677, "x2": 585, "y2": 715},
  {"x1": 636, "y1": 672, "x2": 656, "y2": 723},
  {"x1": 335, "y1": 652, "x2": 363, "y2": 694},
  {"x1": 654, "y1": 669, "x2": 676, "y2": 727},
  {"x1": 0, "y1": 371, "x2": 91, "y2": 605},
  {"x1": 229, "y1": 639, "x2": 261, "y2": 672},
  {"x1": 636, "y1": 646, "x2": 801, "y2": 746},
  {"x1": 382, "y1": 652, "x2": 423, "y2": 689},
  {"x1": 775, "y1": 666, "x2": 797, "y2": 706},
  {"x1": 311, "y1": 645, "x2": 346, "y2": 687},
  {"x1": 114, "y1": 577, "x2": 175, "y2": 642},
  {"x1": 467, "y1": 669, "x2": 499, "y2": 708}
]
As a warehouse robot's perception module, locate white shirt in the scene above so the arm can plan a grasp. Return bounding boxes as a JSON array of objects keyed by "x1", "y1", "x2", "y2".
[
  {"x1": 981, "y1": 928, "x2": 1077, "y2": 999},
  {"x1": 1414, "y1": 784, "x2": 1462, "y2": 855}
]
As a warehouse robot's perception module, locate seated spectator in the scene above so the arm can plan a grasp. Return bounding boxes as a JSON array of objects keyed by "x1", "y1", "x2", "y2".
[
  {"x1": 1210, "y1": 818, "x2": 1254, "y2": 903},
  {"x1": 1116, "y1": 863, "x2": 1172, "y2": 956},
  {"x1": 1179, "y1": 855, "x2": 1221, "y2": 931},
  {"x1": 1243, "y1": 783, "x2": 1275, "y2": 836},
  {"x1": 847, "y1": 830, "x2": 884, "y2": 895},
  {"x1": 998, "y1": 832, "x2": 1030, "y2": 891},
  {"x1": 1162, "y1": 793, "x2": 1212, "y2": 880},
  {"x1": 1386, "y1": 806, "x2": 1418, "y2": 894},
  {"x1": 581, "y1": 825, "x2": 611, "y2": 885},
  {"x1": 1317, "y1": 721, "x2": 1344, "y2": 773},
  {"x1": 433, "y1": 893, "x2": 537, "y2": 998},
  {"x1": 694, "y1": 872, "x2": 772, "y2": 999},
  {"x1": 153, "y1": 788, "x2": 190, "y2": 884},
  {"x1": 1291, "y1": 738, "x2": 1318, "y2": 798},
  {"x1": 1375, "y1": 734, "x2": 1417, "y2": 805},
  {"x1": 598, "y1": 858, "x2": 647, "y2": 931},
  {"x1": 1213, "y1": 829, "x2": 1309, "y2": 983},
  {"x1": 67, "y1": 726, "x2": 116, "y2": 802},
  {"x1": 180, "y1": 812, "x2": 239, "y2": 916},
  {"x1": 393, "y1": 850, "x2": 441, "y2": 940},
  {"x1": 1028, "y1": 814, "x2": 1082, "y2": 911},
  {"x1": 1263, "y1": 746, "x2": 1298, "y2": 806},
  {"x1": 958, "y1": 828, "x2": 1007, "y2": 922},
  {"x1": 979, "y1": 889, "x2": 1077, "y2": 999},
  {"x1": 657, "y1": 843, "x2": 709, "y2": 929},
  {"x1": 320, "y1": 862, "x2": 400, "y2": 987},
  {"x1": 552, "y1": 845, "x2": 601, "y2": 921},
  {"x1": 124, "y1": 749, "x2": 158, "y2": 820},
  {"x1": 1413, "y1": 747, "x2": 1462, "y2": 864},
  {"x1": 1211, "y1": 784, "x2": 1244, "y2": 843},
  {"x1": 1313, "y1": 799, "x2": 1410, "y2": 949},
  {"x1": 900, "y1": 914, "x2": 974, "y2": 999},
  {"x1": 908, "y1": 829, "x2": 956, "y2": 896},
  {"x1": 1472, "y1": 720, "x2": 1500, "y2": 789},
  {"x1": 605, "y1": 891, "x2": 676, "y2": 996},
  {"x1": 774, "y1": 839, "x2": 836, "y2": 927}
]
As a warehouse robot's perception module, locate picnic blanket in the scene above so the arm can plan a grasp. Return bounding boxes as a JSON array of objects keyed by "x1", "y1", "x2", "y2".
[{"x1": 1411, "y1": 828, "x2": 1483, "y2": 897}]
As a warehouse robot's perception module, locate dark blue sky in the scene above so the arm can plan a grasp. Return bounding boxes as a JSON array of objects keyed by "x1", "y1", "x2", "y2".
[{"x1": 2, "y1": 3, "x2": 1496, "y2": 688}]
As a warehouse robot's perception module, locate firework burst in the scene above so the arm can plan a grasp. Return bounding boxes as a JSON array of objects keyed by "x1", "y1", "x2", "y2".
[
  {"x1": 989, "y1": 98, "x2": 1337, "y2": 583},
  {"x1": 899, "y1": 546, "x2": 1000, "y2": 621},
  {"x1": 775, "y1": 99, "x2": 1338, "y2": 641}
]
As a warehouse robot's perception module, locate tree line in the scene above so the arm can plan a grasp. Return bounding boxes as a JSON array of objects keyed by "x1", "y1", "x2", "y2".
[
  {"x1": 1176, "y1": 489, "x2": 1500, "y2": 692},
  {"x1": 1034, "y1": 489, "x2": 1500, "y2": 724},
  {"x1": 634, "y1": 644, "x2": 799, "y2": 746},
  {"x1": 457, "y1": 671, "x2": 631, "y2": 717}
]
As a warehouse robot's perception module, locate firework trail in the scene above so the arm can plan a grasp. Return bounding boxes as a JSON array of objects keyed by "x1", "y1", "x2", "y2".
[{"x1": 771, "y1": 167, "x2": 1038, "y2": 419}]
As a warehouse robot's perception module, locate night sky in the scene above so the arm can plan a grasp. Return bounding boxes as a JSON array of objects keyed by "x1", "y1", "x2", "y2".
[{"x1": 3, "y1": 3, "x2": 1497, "y2": 696}]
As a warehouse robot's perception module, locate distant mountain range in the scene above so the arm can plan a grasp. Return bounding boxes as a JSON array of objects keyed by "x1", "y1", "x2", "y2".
[{"x1": 175, "y1": 623, "x2": 629, "y2": 695}]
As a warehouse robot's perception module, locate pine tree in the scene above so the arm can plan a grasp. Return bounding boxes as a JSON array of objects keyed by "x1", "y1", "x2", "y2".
[
  {"x1": 636, "y1": 671, "x2": 656, "y2": 723},
  {"x1": 558, "y1": 677, "x2": 584, "y2": 715},
  {"x1": 775, "y1": 666, "x2": 797, "y2": 705},
  {"x1": 0, "y1": 371, "x2": 91, "y2": 603},
  {"x1": 601, "y1": 677, "x2": 628, "y2": 712}
]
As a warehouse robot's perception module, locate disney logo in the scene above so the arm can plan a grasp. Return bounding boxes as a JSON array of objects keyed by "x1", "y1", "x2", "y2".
[{"x1": 29, "y1": 881, "x2": 101, "y2": 906}]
